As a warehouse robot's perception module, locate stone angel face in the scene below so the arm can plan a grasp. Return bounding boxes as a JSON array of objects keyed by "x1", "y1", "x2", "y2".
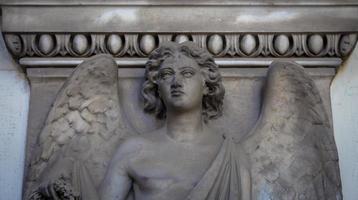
[
  {"x1": 156, "y1": 55, "x2": 207, "y2": 113},
  {"x1": 141, "y1": 41, "x2": 225, "y2": 122}
]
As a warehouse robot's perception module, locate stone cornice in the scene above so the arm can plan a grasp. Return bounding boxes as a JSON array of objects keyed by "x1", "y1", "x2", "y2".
[
  {"x1": 2, "y1": 5, "x2": 358, "y2": 33},
  {"x1": 1, "y1": 1, "x2": 357, "y2": 68},
  {"x1": 1, "y1": 0, "x2": 358, "y2": 6}
]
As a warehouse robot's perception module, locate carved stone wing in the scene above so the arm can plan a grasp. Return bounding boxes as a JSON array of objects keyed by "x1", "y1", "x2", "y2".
[
  {"x1": 26, "y1": 54, "x2": 134, "y2": 199},
  {"x1": 242, "y1": 61, "x2": 342, "y2": 200}
]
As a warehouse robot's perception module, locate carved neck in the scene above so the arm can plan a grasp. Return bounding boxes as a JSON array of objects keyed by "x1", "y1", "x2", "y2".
[{"x1": 165, "y1": 107, "x2": 204, "y2": 143}]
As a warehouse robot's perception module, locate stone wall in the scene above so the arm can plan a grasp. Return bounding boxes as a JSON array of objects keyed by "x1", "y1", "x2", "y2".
[
  {"x1": 0, "y1": 1, "x2": 357, "y2": 199},
  {"x1": 331, "y1": 44, "x2": 358, "y2": 200}
]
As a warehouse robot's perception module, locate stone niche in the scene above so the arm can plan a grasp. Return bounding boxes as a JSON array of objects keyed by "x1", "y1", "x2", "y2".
[{"x1": 0, "y1": 0, "x2": 358, "y2": 199}]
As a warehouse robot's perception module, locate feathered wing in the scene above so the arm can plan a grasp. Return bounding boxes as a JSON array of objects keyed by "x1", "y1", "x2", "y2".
[
  {"x1": 26, "y1": 54, "x2": 134, "y2": 200},
  {"x1": 242, "y1": 61, "x2": 342, "y2": 200}
]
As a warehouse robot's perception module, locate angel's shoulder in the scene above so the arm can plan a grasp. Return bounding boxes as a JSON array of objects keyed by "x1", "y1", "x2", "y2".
[
  {"x1": 112, "y1": 131, "x2": 162, "y2": 160},
  {"x1": 114, "y1": 136, "x2": 145, "y2": 156}
]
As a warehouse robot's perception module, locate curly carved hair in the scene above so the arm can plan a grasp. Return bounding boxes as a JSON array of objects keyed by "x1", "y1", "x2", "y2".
[{"x1": 141, "y1": 41, "x2": 225, "y2": 122}]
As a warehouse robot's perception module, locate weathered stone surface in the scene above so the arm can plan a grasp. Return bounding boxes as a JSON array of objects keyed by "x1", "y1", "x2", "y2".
[
  {"x1": 331, "y1": 44, "x2": 358, "y2": 200},
  {"x1": 0, "y1": 25, "x2": 30, "y2": 200}
]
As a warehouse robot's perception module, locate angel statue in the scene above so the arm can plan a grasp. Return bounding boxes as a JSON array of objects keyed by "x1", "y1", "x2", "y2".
[{"x1": 26, "y1": 41, "x2": 342, "y2": 200}]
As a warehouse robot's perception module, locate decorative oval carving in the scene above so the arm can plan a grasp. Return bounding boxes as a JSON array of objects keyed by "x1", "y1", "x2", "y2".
[
  {"x1": 175, "y1": 35, "x2": 190, "y2": 43},
  {"x1": 139, "y1": 34, "x2": 156, "y2": 54},
  {"x1": 207, "y1": 34, "x2": 224, "y2": 55},
  {"x1": 72, "y1": 34, "x2": 89, "y2": 55},
  {"x1": 307, "y1": 34, "x2": 324, "y2": 55},
  {"x1": 240, "y1": 34, "x2": 257, "y2": 55},
  {"x1": 3, "y1": 33, "x2": 355, "y2": 59},
  {"x1": 107, "y1": 34, "x2": 123, "y2": 55},
  {"x1": 339, "y1": 34, "x2": 357, "y2": 56},
  {"x1": 38, "y1": 34, "x2": 55, "y2": 55},
  {"x1": 4, "y1": 34, "x2": 23, "y2": 56},
  {"x1": 274, "y1": 34, "x2": 290, "y2": 55}
]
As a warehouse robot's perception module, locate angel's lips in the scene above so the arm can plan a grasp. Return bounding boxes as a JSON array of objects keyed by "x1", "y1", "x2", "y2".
[{"x1": 171, "y1": 90, "x2": 184, "y2": 96}]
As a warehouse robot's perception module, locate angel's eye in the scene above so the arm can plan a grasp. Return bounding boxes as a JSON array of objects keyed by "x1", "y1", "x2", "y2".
[
  {"x1": 159, "y1": 71, "x2": 174, "y2": 80},
  {"x1": 182, "y1": 70, "x2": 195, "y2": 78}
]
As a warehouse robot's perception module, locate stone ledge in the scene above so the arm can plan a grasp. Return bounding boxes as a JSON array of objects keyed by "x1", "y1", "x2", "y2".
[
  {"x1": 1, "y1": 0, "x2": 358, "y2": 6},
  {"x1": 2, "y1": 5, "x2": 358, "y2": 33},
  {"x1": 19, "y1": 57, "x2": 342, "y2": 68},
  {"x1": 26, "y1": 67, "x2": 336, "y2": 80}
]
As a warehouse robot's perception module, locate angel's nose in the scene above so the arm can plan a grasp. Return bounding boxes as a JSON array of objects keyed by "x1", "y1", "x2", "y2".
[{"x1": 171, "y1": 75, "x2": 183, "y2": 89}]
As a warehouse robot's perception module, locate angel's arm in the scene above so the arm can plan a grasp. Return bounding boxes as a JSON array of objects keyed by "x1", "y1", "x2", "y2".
[
  {"x1": 99, "y1": 141, "x2": 136, "y2": 200},
  {"x1": 99, "y1": 170, "x2": 131, "y2": 200}
]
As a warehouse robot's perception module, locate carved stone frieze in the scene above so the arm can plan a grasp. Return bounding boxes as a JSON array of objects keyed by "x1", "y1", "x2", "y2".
[
  {"x1": 4, "y1": 33, "x2": 357, "y2": 59},
  {"x1": 24, "y1": 42, "x2": 342, "y2": 200}
]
